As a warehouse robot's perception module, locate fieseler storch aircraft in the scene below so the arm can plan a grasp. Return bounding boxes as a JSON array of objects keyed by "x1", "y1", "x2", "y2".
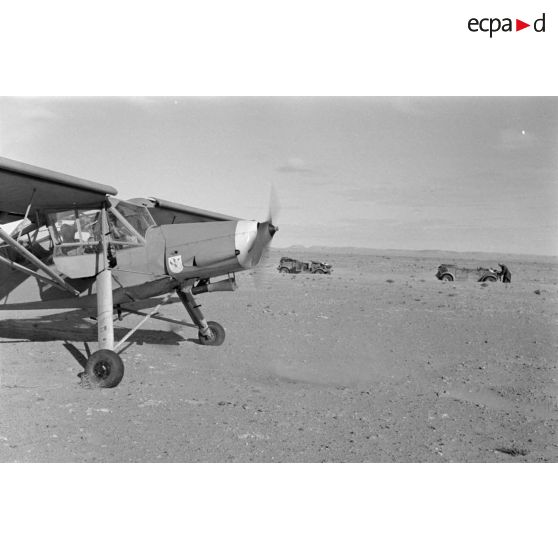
[{"x1": 0, "y1": 157, "x2": 278, "y2": 388}]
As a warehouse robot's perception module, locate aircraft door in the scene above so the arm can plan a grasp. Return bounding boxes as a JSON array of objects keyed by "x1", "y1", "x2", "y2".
[
  {"x1": 50, "y1": 205, "x2": 152, "y2": 279},
  {"x1": 50, "y1": 209, "x2": 102, "y2": 278}
]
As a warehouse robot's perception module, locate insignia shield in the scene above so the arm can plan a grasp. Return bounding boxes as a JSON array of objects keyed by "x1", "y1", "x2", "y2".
[{"x1": 167, "y1": 254, "x2": 184, "y2": 274}]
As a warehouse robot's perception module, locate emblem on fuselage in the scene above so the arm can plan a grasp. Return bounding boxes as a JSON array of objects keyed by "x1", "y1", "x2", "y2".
[{"x1": 167, "y1": 254, "x2": 184, "y2": 274}]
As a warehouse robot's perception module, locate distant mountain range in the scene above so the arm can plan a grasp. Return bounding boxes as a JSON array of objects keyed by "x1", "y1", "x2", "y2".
[{"x1": 271, "y1": 246, "x2": 558, "y2": 264}]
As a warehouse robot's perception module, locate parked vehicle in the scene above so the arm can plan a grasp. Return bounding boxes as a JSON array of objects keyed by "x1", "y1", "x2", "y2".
[
  {"x1": 435, "y1": 264, "x2": 500, "y2": 282},
  {"x1": 277, "y1": 257, "x2": 333, "y2": 274}
]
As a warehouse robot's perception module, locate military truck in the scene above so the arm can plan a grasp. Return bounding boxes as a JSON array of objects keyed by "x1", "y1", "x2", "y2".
[
  {"x1": 435, "y1": 264, "x2": 500, "y2": 282},
  {"x1": 277, "y1": 257, "x2": 333, "y2": 274}
]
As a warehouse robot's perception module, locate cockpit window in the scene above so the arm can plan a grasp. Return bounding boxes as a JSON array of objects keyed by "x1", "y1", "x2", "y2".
[
  {"x1": 49, "y1": 209, "x2": 101, "y2": 244},
  {"x1": 47, "y1": 202, "x2": 154, "y2": 256},
  {"x1": 107, "y1": 210, "x2": 142, "y2": 248},
  {"x1": 111, "y1": 200, "x2": 155, "y2": 238},
  {"x1": 48, "y1": 208, "x2": 102, "y2": 256}
]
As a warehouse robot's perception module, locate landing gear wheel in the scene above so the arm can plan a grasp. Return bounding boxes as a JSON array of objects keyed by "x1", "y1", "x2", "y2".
[
  {"x1": 198, "y1": 320, "x2": 226, "y2": 346},
  {"x1": 83, "y1": 349, "x2": 124, "y2": 388}
]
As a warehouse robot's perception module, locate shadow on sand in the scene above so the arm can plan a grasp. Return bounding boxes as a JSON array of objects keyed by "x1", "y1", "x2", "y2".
[{"x1": 0, "y1": 305, "x2": 194, "y2": 368}]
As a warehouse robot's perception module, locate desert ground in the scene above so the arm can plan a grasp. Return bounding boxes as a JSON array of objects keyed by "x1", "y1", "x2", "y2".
[{"x1": 0, "y1": 248, "x2": 556, "y2": 462}]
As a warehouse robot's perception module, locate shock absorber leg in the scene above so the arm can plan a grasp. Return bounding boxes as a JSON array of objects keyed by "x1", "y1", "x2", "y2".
[{"x1": 176, "y1": 287, "x2": 212, "y2": 340}]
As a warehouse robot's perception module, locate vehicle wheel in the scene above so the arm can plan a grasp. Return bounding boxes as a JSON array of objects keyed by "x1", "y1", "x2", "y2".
[
  {"x1": 279, "y1": 267, "x2": 290, "y2": 274},
  {"x1": 482, "y1": 276, "x2": 497, "y2": 282},
  {"x1": 83, "y1": 349, "x2": 124, "y2": 388},
  {"x1": 313, "y1": 269, "x2": 325, "y2": 274},
  {"x1": 199, "y1": 321, "x2": 225, "y2": 346},
  {"x1": 441, "y1": 274, "x2": 453, "y2": 281}
]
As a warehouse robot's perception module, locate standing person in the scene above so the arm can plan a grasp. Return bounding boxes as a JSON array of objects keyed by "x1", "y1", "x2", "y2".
[{"x1": 498, "y1": 263, "x2": 511, "y2": 283}]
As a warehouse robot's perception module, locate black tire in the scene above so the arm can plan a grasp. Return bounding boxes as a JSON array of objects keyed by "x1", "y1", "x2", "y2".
[
  {"x1": 313, "y1": 269, "x2": 325, "y2": 274},
  {"x1": 198, "y1": 320, "x2": 226, "y2": 346},
  {"x1": 83, "y1": 349, "x2": 124, "y2": 388},
  {"x1": 279, "y1": 267, "x2": 290, "y2": 274},
  {"x1": 482, "y1": 276, "x2": 497, "y2": 282},
  {"x1": 441, "y1": 274, "x2": 453, "y2": 282}
]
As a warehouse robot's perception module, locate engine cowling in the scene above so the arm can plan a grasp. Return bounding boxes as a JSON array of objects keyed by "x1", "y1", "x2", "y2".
[{"x1": 156, "y1": 220, "x2": 260, "y2": 277}]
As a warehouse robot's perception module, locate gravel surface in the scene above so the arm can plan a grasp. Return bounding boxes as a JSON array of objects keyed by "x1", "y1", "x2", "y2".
[{"x1": 1, "y1": 250, "x2": 557, "y2": 462}]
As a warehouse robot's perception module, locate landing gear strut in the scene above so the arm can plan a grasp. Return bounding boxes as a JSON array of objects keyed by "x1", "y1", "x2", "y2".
[
  {"x1": 176, "y1": 287, "x2": 226, "y2": 346},
  {"x1": 83, "y1": 206, "x2": 124, "y2": 388}
]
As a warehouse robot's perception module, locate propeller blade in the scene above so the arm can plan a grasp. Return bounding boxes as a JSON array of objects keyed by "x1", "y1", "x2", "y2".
[
  {"x1": 252, "y1": 243, "x2": 271, "y2": 290},
  {"x1": 267, "y1": 183, "x2": 281, "y2": 223},
  {"x1": 248, "y1": 221, "x2": 274, "y2": 267},
  {"x1": 248, "y1": 185, "x2": 280, "y2": 274}
]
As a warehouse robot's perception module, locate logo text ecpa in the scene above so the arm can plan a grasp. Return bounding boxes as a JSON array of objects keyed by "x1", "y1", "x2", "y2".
[{"x1": 468, "y1": 13, "x2": 546, "y2": 38}]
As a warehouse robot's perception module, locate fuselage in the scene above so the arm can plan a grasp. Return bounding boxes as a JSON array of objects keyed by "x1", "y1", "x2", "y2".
[{"x1": 0, "y1": 196, "x2": 264, "y2": 310}]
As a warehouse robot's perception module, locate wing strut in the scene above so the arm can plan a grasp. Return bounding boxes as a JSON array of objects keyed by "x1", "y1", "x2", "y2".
[
  {"x1": 0, "y1": 227, "x2": 79, "y2": 296},
  {"x1": 0, "y1": 253, "x2": 78, "y2": 292},
  {"x1": 16, "y1": 188, "x2": 36, "y2": 242}
]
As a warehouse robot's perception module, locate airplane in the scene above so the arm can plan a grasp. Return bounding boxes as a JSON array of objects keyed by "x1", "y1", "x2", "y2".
[{"x1": 0, "y1": 156, "x2": 278, "y2": 388}]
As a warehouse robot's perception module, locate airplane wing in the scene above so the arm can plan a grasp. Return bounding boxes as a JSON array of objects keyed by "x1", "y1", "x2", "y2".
[
  {"x1": 0, "y1": 156, "x2": 117, "y2": 224},
  {"x1": 128, "y1": 197, "x2": 240, "y2": 225}
]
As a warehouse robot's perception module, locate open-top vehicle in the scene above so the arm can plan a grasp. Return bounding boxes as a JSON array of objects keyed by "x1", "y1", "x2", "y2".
[
  {"x1": 277, "y1": 257, "x2": 332, "y2": 274},
  {"x1": 435, "y1": 264, "x2": 500, "y2": 282}
]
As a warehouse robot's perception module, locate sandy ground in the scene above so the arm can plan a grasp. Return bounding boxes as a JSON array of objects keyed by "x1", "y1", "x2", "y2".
[{"x1": 0, "y1": 249, "x2": 557, "y2": 462}]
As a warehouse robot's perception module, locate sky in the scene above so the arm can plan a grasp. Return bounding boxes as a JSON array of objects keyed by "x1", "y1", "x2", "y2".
[{"x1": 1, "y1": 96, "x2": 557, "y2": 255}]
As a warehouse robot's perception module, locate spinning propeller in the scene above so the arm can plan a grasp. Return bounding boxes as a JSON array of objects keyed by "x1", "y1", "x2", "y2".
[{"x1": 248, "y1": 185, "x2": 280, "y2": 275}]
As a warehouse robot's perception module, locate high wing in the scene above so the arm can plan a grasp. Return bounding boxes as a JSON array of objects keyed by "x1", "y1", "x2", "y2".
[
  {"x1": 0, "y1": 156, "x2": 117, "y2": 224},
  {"x1": 128, "y1": 197, "x2": 240, "y2": 225}
]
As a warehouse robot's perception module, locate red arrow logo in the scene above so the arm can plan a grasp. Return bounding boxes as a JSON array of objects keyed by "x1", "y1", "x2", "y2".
[{"x1": 516, "y1": 19, "x2": 530, "y2": 31}]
